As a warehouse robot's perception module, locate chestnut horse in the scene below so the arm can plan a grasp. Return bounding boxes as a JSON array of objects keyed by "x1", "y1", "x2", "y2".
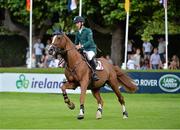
[{"x1": 49, "y1": 32, "x2": 137, "y2": 120}]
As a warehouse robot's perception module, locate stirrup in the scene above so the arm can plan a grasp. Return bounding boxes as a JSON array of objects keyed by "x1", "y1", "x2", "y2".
[{"x1": 92, "y1": 73, "x2": 99, "y2": 81}]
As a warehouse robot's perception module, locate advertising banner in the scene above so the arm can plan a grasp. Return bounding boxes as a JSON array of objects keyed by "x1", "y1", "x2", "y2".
[
  {"x1": 0, "y1": 73, "x2": 83, "y2": 93},
  {"x1": 101, "y1": 72, "x2": 180, "y2": 93},
  {"x1": 0, "y1": 72, "x2": 179, "y2": 93}
]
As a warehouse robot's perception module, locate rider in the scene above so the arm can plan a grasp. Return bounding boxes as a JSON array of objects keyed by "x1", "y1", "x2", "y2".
[{"x1": 73, "y1": 16, "x2": 99, "y2": 81}]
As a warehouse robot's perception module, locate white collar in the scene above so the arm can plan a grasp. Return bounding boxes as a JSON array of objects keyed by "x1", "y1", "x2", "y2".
[{"x1": 78, "y1": 26, "x2": 84, "y2": 34}]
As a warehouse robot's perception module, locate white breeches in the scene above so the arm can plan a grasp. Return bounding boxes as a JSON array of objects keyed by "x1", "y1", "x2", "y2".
[{"x1": 83, "y1": 50, "x2": 95, "y2": 61}]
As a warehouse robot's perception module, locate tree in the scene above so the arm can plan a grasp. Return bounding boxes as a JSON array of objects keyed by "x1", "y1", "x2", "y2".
[
  {"x1": 0, "y1": 0, "x2": 180, "y2": 66},
  {"x1": 0, "y1": 0, "x2": 71, "y2": 42},
  {"x1": 82, "y1": 0, "x2": 180, "y2": 65}
]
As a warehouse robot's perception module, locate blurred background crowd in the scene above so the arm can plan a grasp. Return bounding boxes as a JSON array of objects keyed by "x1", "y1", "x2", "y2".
[{"x1": 25, "y1": 36, "x2": 179, "y2": 70}]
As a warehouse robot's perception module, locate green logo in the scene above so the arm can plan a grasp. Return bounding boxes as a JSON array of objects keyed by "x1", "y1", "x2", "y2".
[
  {"x1": 16, "y1": 74, "x2": 29, "y2": 89},
  {"x1": 159, "y1": 74, "x2": 180, "y2": 92}
]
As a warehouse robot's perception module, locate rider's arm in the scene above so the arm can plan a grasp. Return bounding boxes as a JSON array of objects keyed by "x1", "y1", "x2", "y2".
[
  {"x1": 75, "y1": 32, "x2": 80, "y2": 45},
  {"x1": 82, "y1": 29, "x2": 94, "y2": 48}
]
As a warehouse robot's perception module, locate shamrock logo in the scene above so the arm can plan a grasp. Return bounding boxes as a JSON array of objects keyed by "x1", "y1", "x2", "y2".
[{"x1": 16, "y1": 74, "x2": 29, "y2": 89}]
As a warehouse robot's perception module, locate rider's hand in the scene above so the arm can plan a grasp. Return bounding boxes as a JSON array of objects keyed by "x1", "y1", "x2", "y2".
[{"x1": 76, "y1": 44, "x2": 82, "y2": 50}]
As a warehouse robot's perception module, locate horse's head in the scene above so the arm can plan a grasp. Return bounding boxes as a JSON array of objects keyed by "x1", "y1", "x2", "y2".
[{"x1": 48, "y1": 30, "x2": 67, "y2": 56}]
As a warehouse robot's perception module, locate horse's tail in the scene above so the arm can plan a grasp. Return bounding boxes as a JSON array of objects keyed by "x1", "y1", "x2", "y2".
[{"x1": 113, "y1": 65, "x2": 137, "y2": 93}]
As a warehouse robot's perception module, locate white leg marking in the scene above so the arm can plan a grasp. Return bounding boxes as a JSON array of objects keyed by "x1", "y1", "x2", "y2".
[{"x1": 122, "y1": 105, "x2": 126, "y2": 112}]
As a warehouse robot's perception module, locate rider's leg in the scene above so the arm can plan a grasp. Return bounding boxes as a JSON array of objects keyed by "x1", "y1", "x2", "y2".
[
  {"x1": 85, "y1": 51, "x2": 99, "y2": 81},
  {"x1": 90, "y1": 58, "x2": 99, "y2": 81}
]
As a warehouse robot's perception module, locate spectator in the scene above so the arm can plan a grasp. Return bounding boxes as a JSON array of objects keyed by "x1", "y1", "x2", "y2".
[
  {"x1": 140, "y1": 58, "x2": 150, "y2": 70},
  {"x1": 49, "y1": 57, "x2": 60, "y2": 68},
  {"x1": 142, "y1": 40, "x2": 153, "y2": 60},
  {"x1": 45, "y1": 39, "x2": 51, "y2": 55},
  {"x1": 127, "y1": 55, "x2": 135, "y2": 70},
  {"x1": 44, "y1": 39, "x2": 53, "y2": 68},
  {"x1": 26, "y1": 53, "x2": 36, "y2": 68},
  {"x1": 133, "y1": 48, "x2": 141, "y2": 69},
  {"x1": 33, "y1": 38, "x2": 45, "y2": 67},
  {"x1": 158, "y1": 37, "x2": 166, "y2": 64},
  {"x1": 38, "y1": 54, "x2": 46, "y2": 68},
  {"x1": 127, "y1": 40, "x2": 136, "y2": 59},
  {"x1": 31, "y1": 53, "x2": 36, "y2": 68},
  {"x1": 127, "y1": 40, "x2": 133, "y2": 59},
  {"x1": 150, "y1": 48, "x2": 162, "y2": 69},
  {"x1": 169, "y1": 55, "x2": 179, "y2": 69}
]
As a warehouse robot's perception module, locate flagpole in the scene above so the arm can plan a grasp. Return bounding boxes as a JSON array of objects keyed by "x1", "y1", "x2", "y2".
[
  {"x1": 162, "y1": 0, "x2": 168, "y2": 69},
  {"x1": 28, "y1": 0, "x2": 33, "y2": 68},
  {"x1": 164, "y1": 5, "x2": 168, "y2": 69},
  {"x1": 79, "y1": 0, "x2": 82, "y2": 16},
  {"x1": 123, "y1": 11, "x2": 129, "y2": 70}
]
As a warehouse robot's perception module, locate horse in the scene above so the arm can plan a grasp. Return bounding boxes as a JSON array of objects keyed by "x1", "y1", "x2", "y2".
[{"x1": 49, "y1": 31, "x2": 137, "y2": 120}]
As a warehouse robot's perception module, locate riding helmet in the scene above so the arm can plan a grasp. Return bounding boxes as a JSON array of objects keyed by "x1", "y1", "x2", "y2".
[{"x1": 73, "y1": 16, "x2": 85, "y2": 24}]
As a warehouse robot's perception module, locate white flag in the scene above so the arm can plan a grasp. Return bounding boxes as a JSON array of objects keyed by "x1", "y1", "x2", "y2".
[{"x1": 68, "y1": 0, "x2": 77, "y2": 11}]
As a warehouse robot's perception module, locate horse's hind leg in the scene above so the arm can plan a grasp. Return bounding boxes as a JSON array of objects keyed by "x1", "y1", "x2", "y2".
[
  {"x1": 108, "y1": 79, "x2": 128, "y2": 119},
  {"x1": 91, "y1": 89, "x2": 103, "y2": 119},
  {"x1": 61, "y1": 82, "x2": 76, "y2": 110}
]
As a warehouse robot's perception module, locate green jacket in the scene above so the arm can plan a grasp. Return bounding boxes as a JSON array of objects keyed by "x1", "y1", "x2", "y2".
[{"x1": 74, "y1": 27, "x2": 97, "y2": 54}]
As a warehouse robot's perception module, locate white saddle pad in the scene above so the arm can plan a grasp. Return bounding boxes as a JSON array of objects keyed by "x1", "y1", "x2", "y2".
[{"x1": 96, "y1": 61, "x2": 104, "y2": 70}]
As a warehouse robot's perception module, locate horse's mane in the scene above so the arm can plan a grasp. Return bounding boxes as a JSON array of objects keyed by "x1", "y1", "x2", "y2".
[
  {"x1": 63, "y1": 33, "x2": 90, "y2": 68},
  {"x1": 62, "y1": 34, "x2": 86, "y2": 62},
  {"x1": 63, "y1": 34, "x2": 75, "y2": 47},
  {"x1": 63, "y1": 34, "x2": 85, "y2": 58}
]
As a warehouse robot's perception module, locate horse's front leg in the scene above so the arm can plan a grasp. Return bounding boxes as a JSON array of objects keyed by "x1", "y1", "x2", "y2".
[
  {"x1": 77, "y1": 80, "x2": 89, "y2": 120},
  {"x1": 61, "y1": 82, "x2": 76, "y2": 110}
]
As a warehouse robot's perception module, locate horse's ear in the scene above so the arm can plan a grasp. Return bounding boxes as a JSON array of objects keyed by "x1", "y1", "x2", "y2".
[{"x1": 53, "y1": 29, "x2": 64, "y2": 35}]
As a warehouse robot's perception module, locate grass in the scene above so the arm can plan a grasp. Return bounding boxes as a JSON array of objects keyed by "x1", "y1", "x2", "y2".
[
  {"x1": 0, "y1": 67, "x2": 179, "y2": 73},
  {"x1": 0, "y1": 67, "x2": 65, "y2": 73},
  {"x1": 0, "y1": 92, "x2": 180, "y2": 129}
]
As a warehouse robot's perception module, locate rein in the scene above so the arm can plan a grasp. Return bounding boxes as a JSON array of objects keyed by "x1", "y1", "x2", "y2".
[
  {"x1": 66, "y1": 58, "x2": 84, "y2": 75},
  {"x1": 51, "y1": 44, "x2": 76, "y2": 55},
  {"x1": 51, "y1": 34, "x2": 89, "y2": 80}
]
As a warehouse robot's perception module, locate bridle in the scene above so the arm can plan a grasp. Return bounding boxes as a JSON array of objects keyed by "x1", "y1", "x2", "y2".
[
  {"x1": 48, "y1": 33, "x2": 90, "y2": 81},
  {"x1": 48, "y1": 34, "x2": 75, "y2": 56}
]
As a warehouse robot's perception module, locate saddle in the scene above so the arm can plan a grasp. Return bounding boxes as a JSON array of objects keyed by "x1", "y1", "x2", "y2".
[
  {"x1": 96, "y1": 60, "x2": 104, "y2": 70},
  {"x1": 79, "y1": 49, "x2": 103, "y2": 71}
]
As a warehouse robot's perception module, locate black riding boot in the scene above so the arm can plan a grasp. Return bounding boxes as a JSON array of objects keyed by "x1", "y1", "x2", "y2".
[{"x1": 90, "y1": 58, "x2": 100, "y2": 81}]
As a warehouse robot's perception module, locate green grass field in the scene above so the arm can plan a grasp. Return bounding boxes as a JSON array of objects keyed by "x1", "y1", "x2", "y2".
[{"x1": 0, "y1": 92, "x2": 180, "y2": 129}]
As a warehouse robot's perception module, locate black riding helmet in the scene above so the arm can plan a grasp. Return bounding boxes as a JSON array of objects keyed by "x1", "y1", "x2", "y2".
[{"x1": 73, "y1": 16, "x2": 85, "y2": 24}]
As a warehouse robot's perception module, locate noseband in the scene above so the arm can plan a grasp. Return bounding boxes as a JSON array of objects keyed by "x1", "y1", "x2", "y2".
[{"x1": 51, "y1": 44, "x2": 67, "y2": 55}]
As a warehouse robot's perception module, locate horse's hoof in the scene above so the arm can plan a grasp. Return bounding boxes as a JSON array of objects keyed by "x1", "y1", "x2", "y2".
[
  {"x1": 67, "y1": 102, "x2": 75, "y2": 110},
  {"x1": 123, "y1": 111, "x2": 128, "y2": 119},
  {"x1": 96, "y1": 110, "x2": 102, "y2": 119},
  {"x1": 96, "y1": 108, "x2": 102, "y2": 119},
  {"x1": 77, "y1": 114, "x2": 84, "y2": 120}
]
